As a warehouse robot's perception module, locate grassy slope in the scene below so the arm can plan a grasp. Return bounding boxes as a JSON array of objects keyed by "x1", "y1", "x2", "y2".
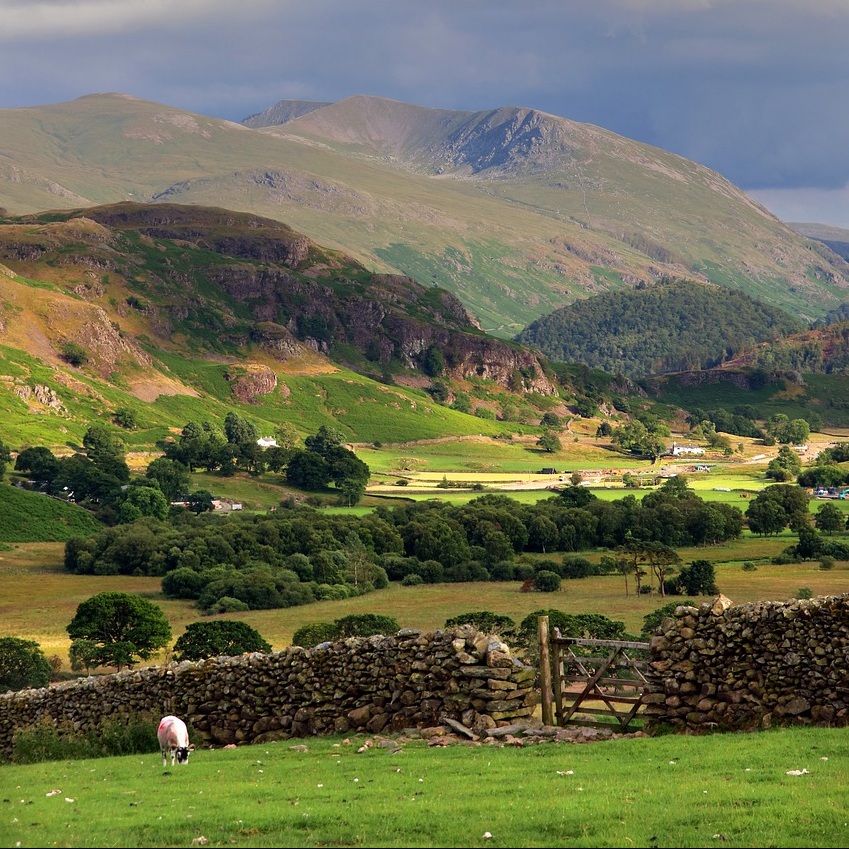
[
  {"x1": 0, "y1": 486, "x2": 102, "y2": 542},
  {"x1": 2, "y1": 94, "x2": 847, "y2": 333}
]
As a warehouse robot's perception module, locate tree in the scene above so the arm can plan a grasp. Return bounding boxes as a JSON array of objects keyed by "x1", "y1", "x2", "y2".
[
  {"x1": 285, "y1": 450, "x2": 331, "y2": 490},
  {"x1": 537, "y1": 430, "x2": 562, "y2": 453},
  {"x1": 83, "y1": 423, "x2": 125, "y2": 464},
  {"x1": 68, "y1": 638, "x2": 100, "y2": 674},
  {"x1": 66, "y1": 591, "x2": 172, "y2": 671},
  {"x1": 745, "y1": 497, "x2": 788, "y2": 536},
  {"x1": 815, "y1": 502, "x2": 844, "y2": 534},
  {"x1": 187, "y1": 489, "x2": 215, "y2": 514},
  {"x1": 675, "y1": 559, "x2": 719, "y2": 596},
  {"x1": 0, "y1": 439, "x2": 10, "y2": 480},
  {"x1": 15, "y1": 446, "x2": 60, "y2": 486},
  {"x1": 172, "y1": 620, "x2": 272, "y2": 661},
  {"x1": 273, "y1": 422, "x2": 301, "y2": 451},
  {"x1": 304, "y1": 425, "x2": 346, "y2": 458},
  {"x1": 118, "y1": 484, "x2": 169, "y2": 523},
  {"x1": 145, "y1": 457, "x2": 191, "y2": 501},
  {"x1": 644, "y1": 541, "x2": 681, "y2": 597},
  {"x1": 0, "y1": 636, "x2": 52, "y2": 691},
  {"x1": 766, "y1": 445, "x2": 802, "y2": 481},
  {"x1": 224, "y1": 410, "x2": 259, "y2": 448}
]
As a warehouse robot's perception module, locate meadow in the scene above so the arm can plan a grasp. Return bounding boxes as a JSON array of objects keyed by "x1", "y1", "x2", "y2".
[
  {"x1": 4, "y1": 443, "x2": 849, "y2": 848},
  {"x1": 2, "y1": 724, "x2": 848, "y2": 848}
]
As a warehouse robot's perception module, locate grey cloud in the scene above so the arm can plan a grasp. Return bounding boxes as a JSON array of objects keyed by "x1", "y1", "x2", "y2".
[{"x1": 0, "y1": 0, "x2": 847, "y2": 225}]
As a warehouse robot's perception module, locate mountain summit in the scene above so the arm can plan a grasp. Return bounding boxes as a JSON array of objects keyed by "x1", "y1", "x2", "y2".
[{"x1": 1, "y1": 92, "x2": 847, "y2": 335}]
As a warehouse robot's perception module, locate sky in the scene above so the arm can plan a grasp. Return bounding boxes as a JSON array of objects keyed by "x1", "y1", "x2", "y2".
[{"x1": 1, "y1": 0, "x2": 849, "y2": 229}]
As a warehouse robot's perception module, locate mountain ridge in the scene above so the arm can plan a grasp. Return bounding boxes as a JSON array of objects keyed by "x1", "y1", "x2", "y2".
[{"x1": 1, "y1": 92, "x2": 847, "y2": 335}]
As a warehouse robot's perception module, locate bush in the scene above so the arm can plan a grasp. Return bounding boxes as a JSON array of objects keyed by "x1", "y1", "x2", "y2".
[
  {"x1": 819, "y1": 556, "x2": 835, "y2": 571},
  {"x1": 489, "y1": 560, "x2": 516, "y2": 581},
  {"x1": 559, "y1": 556, "x2": 595, "y2": 579},
  {"x1": 401, "y1": 573, "x2": 423, "y2": 586},
  {"x1": 291, "y1": 622, "x2": 339, "y2": 648},
  {"x1": 12, "y1": 714, "x2": 159, "y2": 764},
  {"x1": 741, "y1": 561, "x2": 758, "y2": 572},
  {"x1": 173, "y1": 620, "x2": 272, "y2": 661},
  {"x1": 444, "y1": 611, "x2": 516, "y2": 637},
  {"x1": 334, "y1": 614, "x2": 400, "y2": 637},
  {"x1": 205, "y1": 596, "x2": 250, "y2": 614},
  {"x1": 0, "y1": 637, "x2": 52, "y2": 691},
  {"x1": 796, "y1": 587, "x2": 814, "y2": 600},
  {"x1": 60, "y1": 341, "x2": 89, "y2": 367},
  {"x1": 533, "y1": 570, "x2": 562, "y2": 592},
  {"x1": 641, "y1": 601, "x2": 699, "y2": 637}
]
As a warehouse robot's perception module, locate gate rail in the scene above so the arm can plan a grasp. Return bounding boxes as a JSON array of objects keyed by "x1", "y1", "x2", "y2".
[{"x1": 538, "y1": 616, "x2": 650, "y2": 731}]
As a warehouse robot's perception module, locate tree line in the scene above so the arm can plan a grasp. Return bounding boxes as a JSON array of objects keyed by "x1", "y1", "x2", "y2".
[
  {"x1": 10, "y1": 417, "x2": 371, "y2": 527},
  {"x1": 60, "y1": 477, "x2": 742, "y2": 615}
]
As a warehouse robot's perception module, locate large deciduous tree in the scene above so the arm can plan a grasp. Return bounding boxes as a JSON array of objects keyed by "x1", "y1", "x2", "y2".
[{"x1": 66, "y1": 591, "x2": 172, "y2": 671}]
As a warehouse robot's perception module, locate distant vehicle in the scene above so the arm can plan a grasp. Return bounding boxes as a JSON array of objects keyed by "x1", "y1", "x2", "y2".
[{"x1": 839, "y1": 489, "x2": 849, "y2": 500}]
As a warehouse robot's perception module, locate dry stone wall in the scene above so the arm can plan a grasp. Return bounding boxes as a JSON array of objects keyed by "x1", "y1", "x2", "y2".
[
  {"x1": 0, "y1": 626, "x2": 537, "y2": 760},
  {"x1": 643, "y1": 594, "x2": 849, "y2": 732}
]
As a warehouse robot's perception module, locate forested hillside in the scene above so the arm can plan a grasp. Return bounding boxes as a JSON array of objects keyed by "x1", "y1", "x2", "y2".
[
  {"x1": 721, "y1": 320, "x2": 849, "y2": 375},
  {"x1": 515, "y1": 278, "x2": 804, "y2": 378}
]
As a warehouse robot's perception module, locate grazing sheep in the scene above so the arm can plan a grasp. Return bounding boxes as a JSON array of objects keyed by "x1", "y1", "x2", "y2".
[{"x1": 157, "y1": 715, "x2": 193, "y2": 766}]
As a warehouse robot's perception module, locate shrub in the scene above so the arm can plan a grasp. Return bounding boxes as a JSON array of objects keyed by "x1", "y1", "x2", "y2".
[
  {"x1": 12, "y1": 714, "x2": 160, "y2": 764},
  {"x1": 533, "y1": 570, "x2": 562, "y2": 592},
  {"x1": 206, "y1": 596, "x2": 250, "y2": 614},
  {"x1": 641, "y1": 601, "x2": 699, "y2": 637},
  {"x1": 60, "y1": 341, "x2": 89, "y2": 367},
  {"x1": 444, "y1": 611, "x2": 516, "y2": 637},
  {"x1": 172, "y1": 620, "x2": 272, "y2": 661},
  {"x1": 291, "y1": 622, "x2": 338, "y2": 648},
  {"x1": 559, "y1": 555, "x2": 595, "y2": 579},
  {"x1": 334, "y1": 614, "x2": 400, "y2": 637},
  {"x1": 796, "y1": 587, "x2": 814, "y2": 599},
  {"x1": 819, "y1": 556, "x2": 835, "y2": 571},
  {"x1": 489, "y1": 560, "x2": 516, "y2": 581},
  {"x1": 401, "y1": 573, "x2": 423, "y2": 586},
  {"x1": 741, "y1": 561, "x2": 758, "y2": 572},
  {"x1": 0, "y1": 637, "x2": 52, "y2": 691}
]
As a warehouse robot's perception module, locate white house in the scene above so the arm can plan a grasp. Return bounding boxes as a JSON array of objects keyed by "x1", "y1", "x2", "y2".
[{"x1": 670, "y1": 442, "x2": 705, "y2": 456}]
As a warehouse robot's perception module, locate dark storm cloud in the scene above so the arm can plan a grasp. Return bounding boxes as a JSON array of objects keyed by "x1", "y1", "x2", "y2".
[{"x1": 1, "y1": 0, "x2": 848, "y2": 225}]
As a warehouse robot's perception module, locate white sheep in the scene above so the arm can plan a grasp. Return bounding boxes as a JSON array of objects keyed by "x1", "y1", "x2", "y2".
[{"x1": 157, "y1": 715, "x2": 193, "y2": 766}]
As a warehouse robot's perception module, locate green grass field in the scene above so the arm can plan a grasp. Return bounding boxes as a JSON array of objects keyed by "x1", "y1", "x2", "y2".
[{"x1": 3, "y1": 725, "x2": 849, "y2": 848}]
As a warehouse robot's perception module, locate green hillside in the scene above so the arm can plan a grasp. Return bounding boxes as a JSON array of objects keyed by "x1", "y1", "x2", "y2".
[
  {"x1": 0, "y1": 484, "x2": 102, "y2": 542},
  {"x1": 1, "y1": 93, "x2": 848, "y2": 334}
]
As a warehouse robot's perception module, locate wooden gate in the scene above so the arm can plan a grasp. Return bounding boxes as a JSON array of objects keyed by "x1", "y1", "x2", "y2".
[{"x1": 538, "y1": 616, "x2": 650, "y2": 731}]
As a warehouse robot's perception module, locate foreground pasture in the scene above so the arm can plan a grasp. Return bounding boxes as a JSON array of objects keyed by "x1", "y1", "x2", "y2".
[{"x1": 2, "y1": 726, "x2": 848, "y2": 848}]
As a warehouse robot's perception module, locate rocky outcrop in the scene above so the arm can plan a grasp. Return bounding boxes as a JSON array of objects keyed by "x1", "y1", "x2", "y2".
[
  {"x1": 224, "y1": 363, "x2": 278, "y2": 403},
  {"x1": 209, "y1": 266, "x2": 556, "y2": 394},
  {"x1": 0, "y1": 202, "x2": 559, "y2": 396}
]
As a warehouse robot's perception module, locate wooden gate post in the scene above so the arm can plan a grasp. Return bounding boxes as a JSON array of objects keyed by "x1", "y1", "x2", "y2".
[{"x1": 538, "y1": 615, "x2": 553, "y2": 726}]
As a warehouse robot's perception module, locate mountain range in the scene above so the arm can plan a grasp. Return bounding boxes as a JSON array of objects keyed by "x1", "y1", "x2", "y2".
[
  {"x1": 3, "y1": 92, "x2": 849, "y2": 339},
  {"x1": 4, "y1": 91, "x2": 849, "y2": 451}
]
